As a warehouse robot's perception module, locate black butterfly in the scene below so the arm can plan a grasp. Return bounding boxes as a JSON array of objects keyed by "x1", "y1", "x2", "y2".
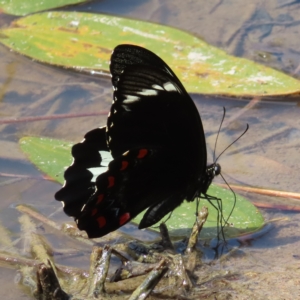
[{"x1": 55, "y1": 44, "x2": 221, "y2": 238}]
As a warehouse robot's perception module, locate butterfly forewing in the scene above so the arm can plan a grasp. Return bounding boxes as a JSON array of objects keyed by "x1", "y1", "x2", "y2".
[
  {"x1": 110, "y1": 44, "x2": 180, "y2": 87},
  {"x1": 108, "y1": 64, "x2": 207, "y2": 190}
]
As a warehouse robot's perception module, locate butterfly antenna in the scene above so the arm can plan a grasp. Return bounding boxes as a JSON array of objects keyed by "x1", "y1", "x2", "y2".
[
  {"x1": 208, "y1": 114, "x2": 249, "y2": 250},
  {"x1": 213, "y1": 107, "x2": 226, "y2": 162},
  {"x1": 215, "y1": 123, "x2": 249, "y2": 163}
]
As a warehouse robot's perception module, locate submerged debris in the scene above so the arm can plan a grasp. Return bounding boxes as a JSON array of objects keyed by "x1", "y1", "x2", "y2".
[{"x1": 0, "y1": 205, "x2": 239, "y2": 299}]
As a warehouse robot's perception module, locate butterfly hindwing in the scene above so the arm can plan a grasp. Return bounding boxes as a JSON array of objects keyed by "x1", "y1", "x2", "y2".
[
  {"x1": 55, "y1": 127, "x2": 111, "y2": 217},
  {"x1": 76, "y1": 147, "x2": 188, "y2": 238}
]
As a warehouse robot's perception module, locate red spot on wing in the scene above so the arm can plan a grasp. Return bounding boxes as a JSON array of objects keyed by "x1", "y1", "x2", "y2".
[
  {"x1": 120, "y1": 161, "x2": 129, "y2": 171},
  {"x1": 107, "y1": 176, "x2": 115, "y2": 188},
  {"x1": 96, "y1": 194, "x2": 104, "y2": 204},
  {"x1": 91, "y1": 209, "x2": 98, "y2": 216},
  {"x1": 137, "y1": 149, "x2": 148, "y2": 159},
  {"x1": 119, "y1": 212, "x2": 130, "y2": 225},
  {"x1": 96, "y1": 216, "x2": 106, "y2": 228}
]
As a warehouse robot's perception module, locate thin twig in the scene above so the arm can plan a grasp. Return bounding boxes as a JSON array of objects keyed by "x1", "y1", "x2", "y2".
[
  {"x1": 0, "y1": 111, "x2": 108, "y2": 125},
  {"x1": 217, "y1": 183, "x2": 300, "y2": 200}
]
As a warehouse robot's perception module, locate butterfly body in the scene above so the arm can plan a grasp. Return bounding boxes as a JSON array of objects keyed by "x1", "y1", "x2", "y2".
[{"x1": 55, "y1": 45, "x2": 220, "y2": 238}]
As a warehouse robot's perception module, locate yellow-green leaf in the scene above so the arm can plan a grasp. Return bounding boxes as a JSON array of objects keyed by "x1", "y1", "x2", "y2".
[
  {"x1": 0, "y1": 0, "x2": 87, "y2": 16},
  {"x1": 0, "y1": 11, "x2": 299, "y2": 97}
]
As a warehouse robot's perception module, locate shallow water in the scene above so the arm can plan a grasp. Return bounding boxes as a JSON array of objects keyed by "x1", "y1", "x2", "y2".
[{"x1": 0, "y1": 0, "x2": 300, "y2": 298}]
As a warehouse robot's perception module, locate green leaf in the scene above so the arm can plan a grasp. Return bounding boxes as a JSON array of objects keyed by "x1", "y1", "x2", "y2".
[
  {"x1": 19, "y1": 137, "x2": 73, "y2": 184},
  {"x1": 134, "y1": 184, "x2": 265, "y2": 239},
  {"x1": 0, "y1": 0, "x2": 87, "y2": 16},
  {"x1": 1, "y1": 12, "x2": 299, "y2": 97},
  {"x1": 19, "y1": 136, "x2": 264, "y2": 239}
]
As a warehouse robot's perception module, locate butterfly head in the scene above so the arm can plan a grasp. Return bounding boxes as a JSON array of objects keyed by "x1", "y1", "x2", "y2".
[
  {"x1": 200, "y1": 162, "x2": 221, "y2": 195},
  {"x1": 212, "y1": 163, "x2": 221, "y2": 177},
  {"x1": 206, "y1": 162, "x2": 221, "y2": 178}
]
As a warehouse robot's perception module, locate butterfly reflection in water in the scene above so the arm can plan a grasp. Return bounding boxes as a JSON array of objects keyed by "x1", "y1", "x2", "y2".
[{"x1": 55, "y1": 44, "x2": 223, "y2": 239}]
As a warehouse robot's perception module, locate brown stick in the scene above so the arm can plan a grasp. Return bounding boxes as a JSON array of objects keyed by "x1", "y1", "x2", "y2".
[{"x1": 217, "y1": 183, "x2": 300, "y2": 200}]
